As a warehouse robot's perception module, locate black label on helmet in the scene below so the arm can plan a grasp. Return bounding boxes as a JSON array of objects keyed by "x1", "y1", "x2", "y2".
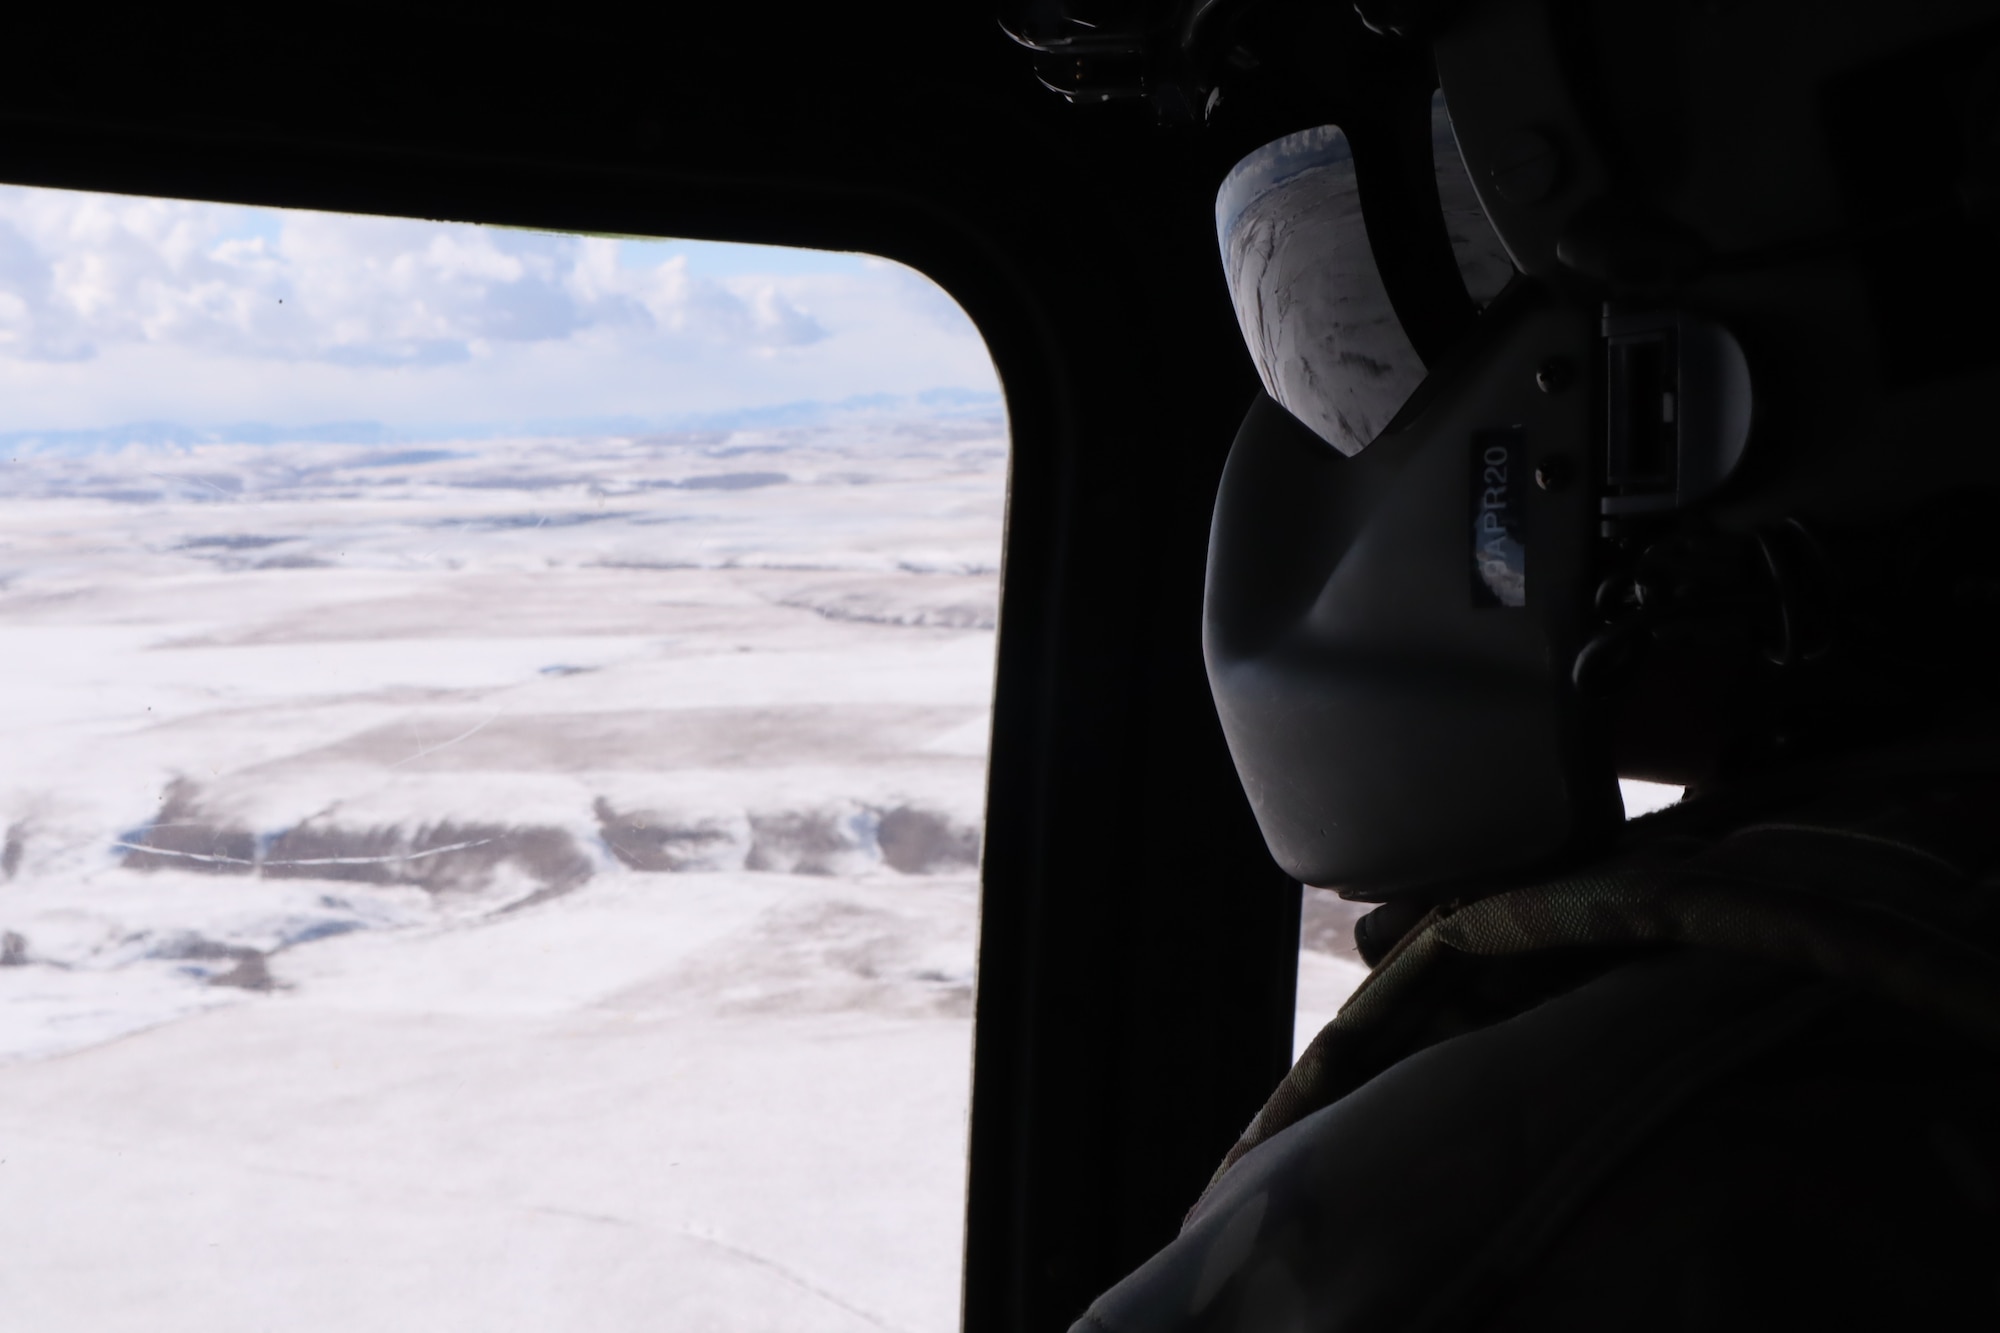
[{"x1": 1471, "y1": 429, "x2": 1526, "y2": 608}]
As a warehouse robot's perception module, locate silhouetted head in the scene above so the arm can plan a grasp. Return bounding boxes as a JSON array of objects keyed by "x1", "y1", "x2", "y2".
[{"x1": 1199, "y1": 0, "x2": 2000, "y2": 895}]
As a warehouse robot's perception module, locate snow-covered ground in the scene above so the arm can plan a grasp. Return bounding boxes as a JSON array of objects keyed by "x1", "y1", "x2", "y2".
[
  {"x1": 1290, "y1": 781, "x2": 1686, "y2": 1056},
  {"x1": 0, "y1": 410, "x2": 1002, "y2": 1332},
  {"x1": 1295, "y1": 890, "x2": 1369, "y2": 1057}
]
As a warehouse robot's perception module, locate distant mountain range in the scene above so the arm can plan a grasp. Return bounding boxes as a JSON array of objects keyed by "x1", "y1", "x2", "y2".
[{"x1": 0, "y1": 387, "x2": 1005, "y2": 456}]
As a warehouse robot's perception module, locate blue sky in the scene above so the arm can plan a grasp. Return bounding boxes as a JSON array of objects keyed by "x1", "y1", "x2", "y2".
[{"x1": 0, "y1": 185, "x2": 999, "y2": 436}]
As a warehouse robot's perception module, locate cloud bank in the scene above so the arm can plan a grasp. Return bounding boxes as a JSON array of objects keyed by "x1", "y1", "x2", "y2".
[{"x1": 0, "y1": 187, "x2": 999, "y2": 432}]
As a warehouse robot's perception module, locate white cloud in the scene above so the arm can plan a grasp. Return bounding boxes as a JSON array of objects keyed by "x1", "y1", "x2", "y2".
[{"x1": 0, "y1": 186, "x2": 996, "y2": 430}]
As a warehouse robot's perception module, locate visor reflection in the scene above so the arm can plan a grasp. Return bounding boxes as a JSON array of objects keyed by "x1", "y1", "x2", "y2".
[
  {"x1": 1216, "y1": 125, "x2": 1422, "y2": 456},
  {"x1": 1215, "y1": 100, "x2": 1514, "y2": 458},
  {"x1": 1434, "y1": 89, "x2": 1515, "y2": 308}
]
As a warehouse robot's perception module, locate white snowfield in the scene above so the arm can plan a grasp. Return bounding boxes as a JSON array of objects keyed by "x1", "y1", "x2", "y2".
[
  {"x1": 0, "y1": 872, "x2": 977, "y2": 1333},
  {"x1": 0, "y1": 412, "x2": 1001, "y2": 1333},
  {"x1": 0, "y1": 406, "x2": 1371, "y2": 1332}
]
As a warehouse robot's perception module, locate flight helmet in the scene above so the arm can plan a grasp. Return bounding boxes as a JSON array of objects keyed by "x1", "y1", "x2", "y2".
[{"x1": 1200, "y1": 0, "x2": 2000, "y2": 896}]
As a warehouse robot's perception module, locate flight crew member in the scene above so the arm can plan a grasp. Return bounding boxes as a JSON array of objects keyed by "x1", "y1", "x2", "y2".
[{"x1": 1071, "y1": 0, "x2": 2000, "y2": 1327}]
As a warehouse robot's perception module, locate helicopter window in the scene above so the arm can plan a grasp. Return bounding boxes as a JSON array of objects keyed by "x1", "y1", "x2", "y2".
[
  {"x1": 1294, "y1": 887, "x2": 1371, "y2": 1058},
  {"x1": 0, "y1": 184, "x2": 1001, "y2": 1331},
  {"x1": 1294, "y1": 777, "x2": 1685, "y2": 1054},
  {"x1": 1432, "y1": 87, "x2": 1516, "y2": 310},
  {"x1": 1619, "y1": 778, "x2": 1685, "y2": 818}
]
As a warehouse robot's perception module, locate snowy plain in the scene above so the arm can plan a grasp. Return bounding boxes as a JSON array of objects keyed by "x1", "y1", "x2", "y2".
[{"x1": 0, "y1": 406, "x2": 1009, "y2": 1332}]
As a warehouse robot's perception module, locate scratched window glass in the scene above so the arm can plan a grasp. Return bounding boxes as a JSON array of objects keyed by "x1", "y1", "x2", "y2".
[{"x1": 0, "y1": 187, "x2": 1002, "y2": 1333}]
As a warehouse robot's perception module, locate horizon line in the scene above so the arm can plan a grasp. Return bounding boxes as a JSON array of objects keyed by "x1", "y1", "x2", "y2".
[{"x1": 0, "y1": 387, "x2": 1006, "y2": 454}]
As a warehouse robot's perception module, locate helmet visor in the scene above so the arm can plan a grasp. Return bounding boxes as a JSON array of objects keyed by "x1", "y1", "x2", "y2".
[{"x1": 1216, "y1": 95, "x2": 1512, "y2": 456}]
